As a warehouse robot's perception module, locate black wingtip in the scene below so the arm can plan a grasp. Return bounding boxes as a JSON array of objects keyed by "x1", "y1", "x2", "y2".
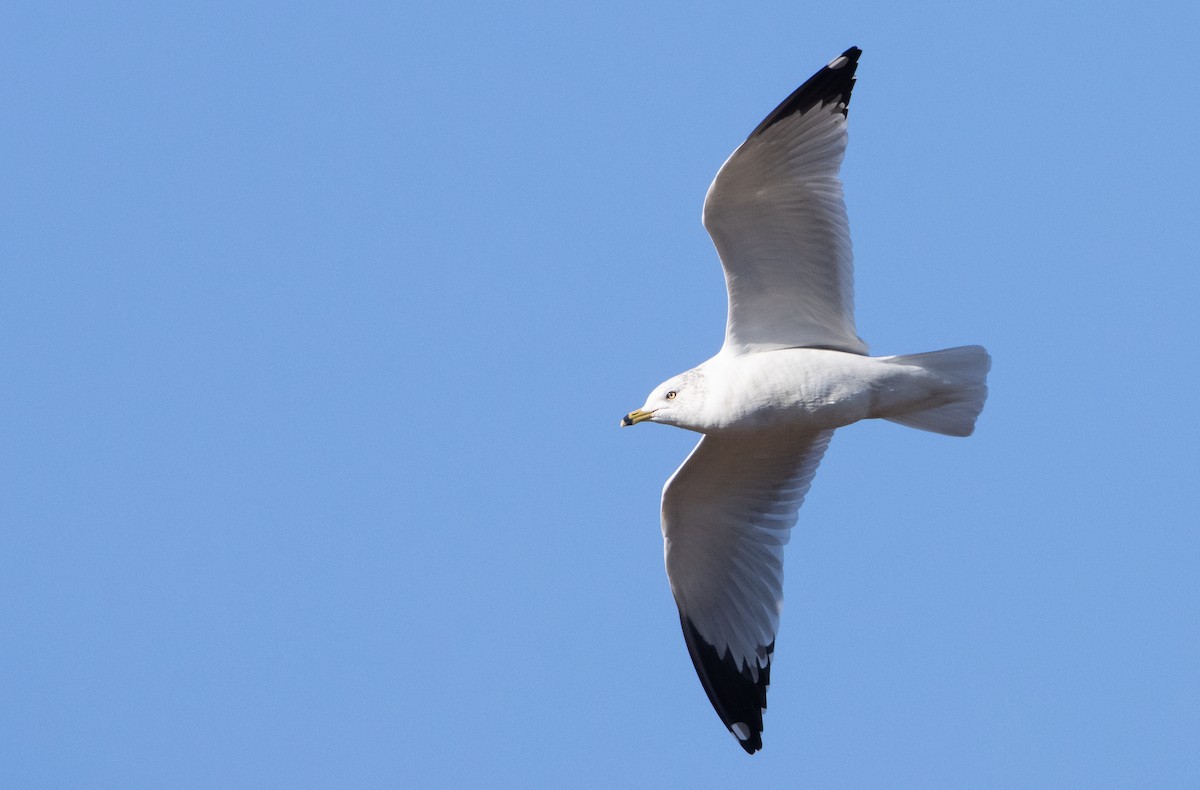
[
  {"x1": 679, "y1": 614, "x2": 773, "y2": 754},
  {"x1": 748, "y1": 46, "x2": 862, "y2": 140}
]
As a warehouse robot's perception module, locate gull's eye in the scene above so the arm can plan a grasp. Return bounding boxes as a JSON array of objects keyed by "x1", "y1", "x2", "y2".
[{"x1": 665, "y1": 390, "x2": 677, "y2": 400}]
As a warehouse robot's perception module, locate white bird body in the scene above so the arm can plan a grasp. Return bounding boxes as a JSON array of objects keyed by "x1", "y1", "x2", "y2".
[
  {"x1": 621, "y1": 47, "x2": 990, "y2": 754},
  {"x1": 644, "y1": 348, "x2": 976, "y2": 436}
]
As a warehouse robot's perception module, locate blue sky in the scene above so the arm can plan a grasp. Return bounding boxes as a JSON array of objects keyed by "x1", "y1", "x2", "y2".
[{"x1": 3, "y1": 2, "x2": 1198, "y2": 787}]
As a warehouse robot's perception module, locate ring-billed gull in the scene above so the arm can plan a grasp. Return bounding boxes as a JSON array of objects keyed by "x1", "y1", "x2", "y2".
[{"x1": 621, "y1": 46, "x2": 990, "y2": 754}]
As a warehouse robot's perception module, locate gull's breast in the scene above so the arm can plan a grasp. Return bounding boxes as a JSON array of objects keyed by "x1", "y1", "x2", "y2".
[{"x1": 711, "y1": 348, "x2": 881, "y2": 434}]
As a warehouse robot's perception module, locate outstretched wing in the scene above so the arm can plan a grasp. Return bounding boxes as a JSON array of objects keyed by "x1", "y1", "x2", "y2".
[
  {"x1": 703, "y1": 47, "x2": 867, "y2": 357},
  {"x1": 662, "y1": 430, "x2": 833, "y2": 753}
]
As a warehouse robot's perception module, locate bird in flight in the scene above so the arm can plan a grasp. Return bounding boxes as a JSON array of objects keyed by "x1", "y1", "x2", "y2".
[{"x1": 621, "y1": 46, "x2": 990, "y2": 754}]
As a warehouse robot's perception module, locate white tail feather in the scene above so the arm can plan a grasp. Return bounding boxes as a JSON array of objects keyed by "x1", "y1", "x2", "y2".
[{"x1": 882, "y1": 345, "x2": 991, "y2": 436}]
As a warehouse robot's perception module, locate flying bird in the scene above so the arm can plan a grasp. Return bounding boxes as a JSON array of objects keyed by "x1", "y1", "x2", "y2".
[{"x1": 621, "y1": 47, "x2": 990, "y2": 754}]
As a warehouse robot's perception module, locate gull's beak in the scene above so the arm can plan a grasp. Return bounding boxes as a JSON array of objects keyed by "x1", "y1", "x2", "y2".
[{"x1": 621, "y1": 409, "x2": 655, "y2": 427}]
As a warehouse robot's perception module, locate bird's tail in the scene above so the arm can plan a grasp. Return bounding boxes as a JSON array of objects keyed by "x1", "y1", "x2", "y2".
[{"x1": 880, "y1": 345, "x2": 991, "y2": 437}]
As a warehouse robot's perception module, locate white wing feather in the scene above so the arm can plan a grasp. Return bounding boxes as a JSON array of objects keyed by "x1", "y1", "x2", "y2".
[
  {"x1": 662, "y1": 430, "x2": 832, "y2": 674},
  {"x1": 703, "y1": 77, "x2": 866, "y2": 356}
]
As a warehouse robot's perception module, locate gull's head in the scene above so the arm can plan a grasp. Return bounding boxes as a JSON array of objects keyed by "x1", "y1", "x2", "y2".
[{"x1": 621, "y1": 369, "x2": 707, "y2": 431}]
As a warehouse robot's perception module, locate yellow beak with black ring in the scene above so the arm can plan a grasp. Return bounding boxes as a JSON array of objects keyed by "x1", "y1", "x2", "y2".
[{"x1": 621, "y1": 409, "x2": 655, "y2": 427}]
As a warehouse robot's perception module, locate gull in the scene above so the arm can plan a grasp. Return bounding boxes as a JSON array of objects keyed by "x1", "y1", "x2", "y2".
[{"x1": 621, "y1": 47, "x2": 990, "y2": 754}]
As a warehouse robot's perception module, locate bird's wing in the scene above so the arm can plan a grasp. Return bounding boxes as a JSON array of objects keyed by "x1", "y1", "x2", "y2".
[
  {"x1": 662, "y1": 429, "x2": 833, "y2": 753},
  {"x1": 703, "y1": 47, "x2": 867, "y2": 357}
]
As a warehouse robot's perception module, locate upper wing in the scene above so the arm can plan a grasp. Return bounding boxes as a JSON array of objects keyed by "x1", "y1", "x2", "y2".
[
  {"x1": 661, "y1": 430, "x2": 833, "y2": 753},
  {"x1": 703, "y1": 47, "x2": 867, "y2": 357}
]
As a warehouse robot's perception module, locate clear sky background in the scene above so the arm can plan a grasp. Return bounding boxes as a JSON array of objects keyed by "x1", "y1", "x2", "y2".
[{"x1": 3, "y1": 2, "x2": 1198, "y2": 787}]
